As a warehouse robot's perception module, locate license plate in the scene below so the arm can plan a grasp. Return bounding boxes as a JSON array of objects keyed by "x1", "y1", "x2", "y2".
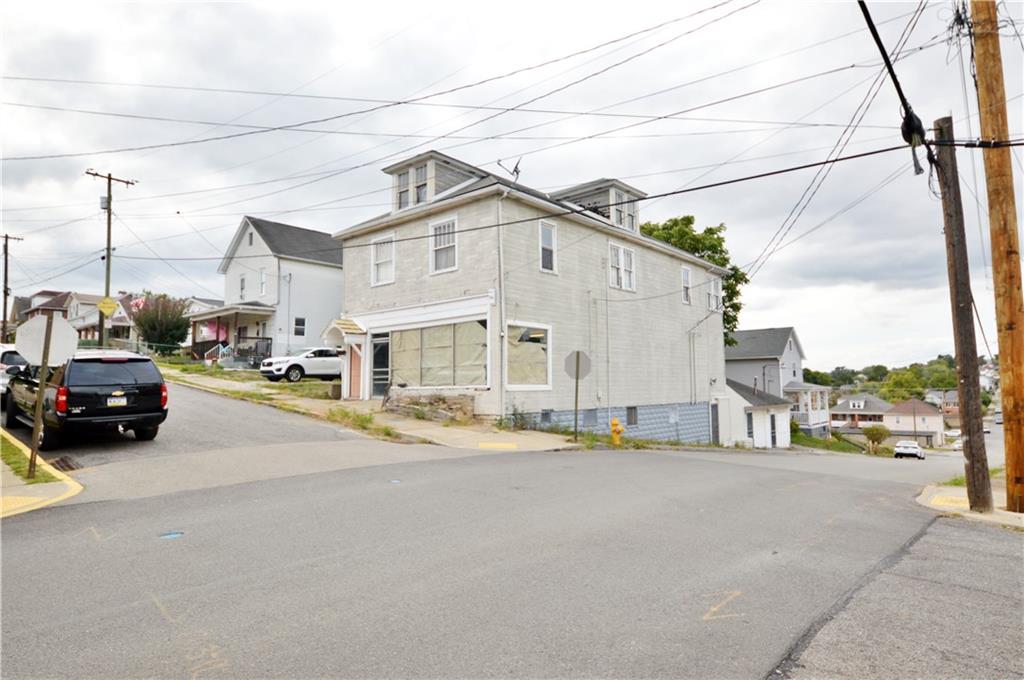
[{"x1": 107, "y1": 396, "x2": 128, "y2": 407}]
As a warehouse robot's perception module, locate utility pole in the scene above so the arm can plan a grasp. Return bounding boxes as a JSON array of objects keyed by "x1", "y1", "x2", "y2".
[
  {"x1": 970, "y1": 0, "x2": 1023, "y2": 513},
  {"x1": 85, "y1": 170, "x2": 135, "y2": 348},
  {"x1": 934, "y1": 116, "x2": 993, "y2": 512},
  {"x1": 2, "y1": 234, "x2": 24, "y2": 341}
]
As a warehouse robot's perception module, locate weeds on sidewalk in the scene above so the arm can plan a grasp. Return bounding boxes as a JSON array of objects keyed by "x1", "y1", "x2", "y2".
[
  {"x1": 1, "y1": 435, "x2": 58, "y2": 484},
  {"x1": 327, "y1": 407, "x2": 401, "y2": 440}
]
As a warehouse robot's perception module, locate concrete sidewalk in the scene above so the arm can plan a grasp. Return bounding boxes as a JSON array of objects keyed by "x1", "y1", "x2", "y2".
[
  {"x1": 162, "y1": 368, "x2": 577, "y2": 452},
  {"x1": 1, "y1": 432, "x2": 83, "y2": 519},
  {"x1": 916, "y1": 477, "x2": 1023, "y2": 528}
]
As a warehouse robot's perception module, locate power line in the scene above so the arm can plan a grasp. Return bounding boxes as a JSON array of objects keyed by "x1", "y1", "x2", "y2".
[{"x1": 112, "y1": 213, "x2": 222, "y2": 297}]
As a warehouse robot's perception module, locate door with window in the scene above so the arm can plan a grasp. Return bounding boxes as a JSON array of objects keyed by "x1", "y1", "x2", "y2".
[
  {"x1": 371, "y1": 334, "x2": 390, "y2": 397},
  {"x1": 770, "y1": 414, "x2": 777, "y2": 447}
]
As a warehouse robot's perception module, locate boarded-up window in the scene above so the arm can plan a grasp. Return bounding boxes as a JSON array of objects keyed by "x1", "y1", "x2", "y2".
[
  {"x1": 391, "y1": 329, "x2": 420, "y2": 387},
  {"x1": 454, "y1": 321, "x2": 487, "y2": 385},
  {"x1": 389, "y1": 321, "x2": 486, "y2": 387},
  {"x1": 507, "y1": 325, "x2": 549, "y2": 386},
  {"x1": 421, "y1": 325, "x2": 454, "y2": 386}
]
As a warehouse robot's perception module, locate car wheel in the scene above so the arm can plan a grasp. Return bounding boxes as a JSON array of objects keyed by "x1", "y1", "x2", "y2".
[
  {"x1": 286, "y1": 366, "x2": 304, "y2": 383},
  {"x1": 134, "y1": 426, "x2": 159, "y2": 441},
  {"x1": 37, "y1": 425, "x2": 60, "y2": 451},
  {"x1": 3, "y1": 393, "x2": 24, "y2": 429}
]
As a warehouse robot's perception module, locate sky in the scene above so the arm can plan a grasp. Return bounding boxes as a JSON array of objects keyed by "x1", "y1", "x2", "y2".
[{"x1": 2, "y1": 0, "x2": 1022, "y2": 371}]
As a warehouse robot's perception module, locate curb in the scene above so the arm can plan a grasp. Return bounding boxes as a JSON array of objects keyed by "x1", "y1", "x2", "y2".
[
  {"x1": 1, "y1": 429, "x2": 84, "y2": 519},
  {"x1": 915, "y1": 484, "x2": 1024, "y2": 529}
]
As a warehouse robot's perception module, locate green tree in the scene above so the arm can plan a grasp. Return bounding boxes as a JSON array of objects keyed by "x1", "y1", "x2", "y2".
[
  {"x1": 935, "y1": 353, "x2": 955, "y2": 369},
  {"x1": 923, "y1": 361, "x2": 956, "y2": 389},
  {"x1": 132, "y1": 294, "x2": 190, "y2": 355},
  {"x1": 803, "y1": 369, "x2": 833, "y2": 386},
  {"x1": 862, "y1": 424, "x2": 891, "y2": 454},
  {"x1": 862, "y1": 364, "x2": 889, "y2": 382},
  {"x1": 879, "y1": 369, "x2": 925, "y2": 402},
  {"x1": 981, "y1": 391, "x2": 992, "y2": 408},
  {"x1": 640, "y1": 216, "x2": 748, "y2": 344},
  {"x1": 830, "y1": 366, "x2": 857, "y2": 386}
]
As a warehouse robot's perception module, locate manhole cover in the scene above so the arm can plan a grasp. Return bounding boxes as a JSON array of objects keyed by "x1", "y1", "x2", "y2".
[{"x1": 50, "y1": 456, "x2": 81, "y2": 472}]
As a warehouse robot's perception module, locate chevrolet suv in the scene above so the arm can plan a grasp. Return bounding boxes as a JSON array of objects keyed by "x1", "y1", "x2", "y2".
[{"x1": 3, "y1": 350, "x2": 168, "y2": 450}]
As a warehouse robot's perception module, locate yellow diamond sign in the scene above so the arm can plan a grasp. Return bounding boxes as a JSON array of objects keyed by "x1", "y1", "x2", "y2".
[{"x1": 97, "y1": 297, "x2": 118, "y2": 317}]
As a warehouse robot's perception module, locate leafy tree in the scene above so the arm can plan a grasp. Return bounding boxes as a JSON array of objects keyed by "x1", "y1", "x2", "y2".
[
  {"x1": 879, "y1": 369, "x2": 925, "y2": 402},
  {"x1": 830, "y1": 366, "x2": 857, "y2": 386},
  {"x1": 640, "y1": 216, "x2": 748, "y2": 344},
  {"x1": 935, "y1": 354, "x2": 955, "y2": 369},
  {"x1": 862, "y1": 424, "x2": 891, "y2": 453},
  {"x1": 803, "y1": 369, "x2": 833, "y2": 386},
  {"x1": 923, "y1": 362, "x2": 956, "y2": 389},
  {"x1": 132, "y1": 294, "x2": 190, "y2": 355},
  {"x1": 981, "y1": 391, "x2": 992, "y2": 408},
  {"x1": 862, "y1": 364, "x2": 889, "y2": 382}
]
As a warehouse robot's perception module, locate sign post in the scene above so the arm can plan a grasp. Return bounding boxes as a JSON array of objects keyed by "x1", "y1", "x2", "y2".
[
  {"x1": 564, "y1": 351, "x2": 591, "y2": 442},
  {"x1": 27, "y1": 313, "x2": 54, "y2": 478}
]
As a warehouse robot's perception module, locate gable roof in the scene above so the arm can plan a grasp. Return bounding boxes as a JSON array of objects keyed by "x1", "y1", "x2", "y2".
[
  {"x1": 726, "y1": 379, "x2": 792, "y2": 407},
  {"x1": 832, "y1": 393, "x2": 893, "y2": 414},
  {"x1": 550, "y1": 177, "x2": 648, "y2": 200},
  {"x1": 725, "y1": 327, "x2": 802, "y2": 361},
  {"x1": 887, "y1": 398, "x2": 942, "y2": 416},
  {"x1": 25, "y1": 291, "x2": 73, "y2": 312},
  {"x1": 219, "y1": 216, "x2": 343, "y2": 272}
]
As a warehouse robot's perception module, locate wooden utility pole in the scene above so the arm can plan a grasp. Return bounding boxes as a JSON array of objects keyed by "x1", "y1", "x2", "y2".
[
  {"x1": 2, "y1": 234, "x2": 24, "y2": 341},
  {"x1": 971, "y1": 0, "x2": 1023, "y2": 513},
  {"x1": 27, "y1": 311, "x2": 54, "y2": 479},
  {"x1": 934, "y1": 116, "x2": 993, "y2": 512},
  {"x1": 85, "y1": 170, "x2": 135, "y2": 348}
]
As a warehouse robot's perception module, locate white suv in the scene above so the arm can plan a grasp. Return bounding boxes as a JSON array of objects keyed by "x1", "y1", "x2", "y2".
[
  {"x1": 893, "y1": 440, "x2": 925, "y2": 460},
  {"x1": 0, "y1": 344, "x2": 27, "y2": 398},
  {"x1": 260, "y1": 347, "x2": 342, "y2": 383}
]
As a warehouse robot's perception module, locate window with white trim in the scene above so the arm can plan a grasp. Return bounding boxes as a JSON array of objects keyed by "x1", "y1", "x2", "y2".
[
  {"x1": 507, "y1": 324, "x2": 549, "y2": 387},
  {"x1": 746, "y1": 412, "x2": 754, "y2": 439},
  {"x1": 430, "y1": 219, "x2": 457, "y2": 273},
  {"x1": 539, "y1": 221, "x2": 556, "y2": 273},
  {"x1": 259, "y1": 269, "x2": 267, "y2": 296},
  {"x1": 239, "y1": 274, "x2": 246, "y2": 301},
  {"x1": 414, "y1": 164, "x2": 427, "y2": 204},
  {"x1": 371, "y1": 235, "x2": 395, "y2": 285},
  {"x1": 396, "y1": 171, "x2": 410, "y2": 209},
  {"x1": 708, "y1": 277, "x2": 722, "y2": 311},
  {"x1": 625, "y1": 199, "x2": 637, "y2": 231},
  {"x1": 391, "y1": 321, "x2": 487, "y2": 387},
  {"x1": 294, "y1": 317, "x2": 306, "y2": 336},
  {"x1": 681, "y1": 267, "x2": 692, "y2": 304},
  {"x1": 248, "y1": 231, "x2": 253, "y2": 246},
  {"x1": 614, "y1": 190, "x2": 625, "y2": 226},
  {"x1": 609, "y1": 243, "x2": 636, "y2": 291}
]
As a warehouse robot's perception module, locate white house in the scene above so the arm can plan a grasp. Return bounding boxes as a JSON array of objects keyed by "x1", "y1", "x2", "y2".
[
  {"x1": 186, "y1": 216, "x2": 344, "y2": 365},
  {"x1": 326, "y1": 150, "x2": 732, "y2": 443},
  {"x1": 722, "y1": 379, "x2": 792, "y2": 448},
  {"x1": 725, "y1": 327, "x2": 831, "y2": 437},
  {"x1": 883, "y1": 398, "x2": 945, "y2": 447}
]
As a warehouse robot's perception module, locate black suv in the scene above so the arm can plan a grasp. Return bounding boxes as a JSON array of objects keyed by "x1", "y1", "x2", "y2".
[{"x1": 3, "y1": 350, "x2": 168, "y2": 450}]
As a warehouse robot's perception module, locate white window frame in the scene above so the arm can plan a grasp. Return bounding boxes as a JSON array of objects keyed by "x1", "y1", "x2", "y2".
[
  {"x1": 505, "y1": 320, "x2": 553, "y2": 391},
  {"x1": 370, "y1": 232, "x2": 396, "y2": 287},
  {"x1": 248, "y1": 231, "x2": 253, "y2": 246},
  {"x1": 396, "y1": 171, "x2": 410, "y2": 210},
  {"x1": 608, "y1": 242, "x2": 636, "y2": 292},
  {"x1": 539, "y1": 220, "x2": 557, "y2": 274},
  {"x1": 294, "y1": 317, "x2": 306, "y2": 337},
  {"x1": 428, "y1": 215, "x2": 458, "y2": 275},
  {"x1": 680, "y1": 266, "x2": 692, "y2": 304},
  {"x1": 613, "y1": 190, "x2": 625, "y2": 226},
  {"x1": 708, "y1": 277, "x2": 722, "y2": 311},
  {"x1": 259, "y1": 268, "x2": 267, "y2": 297},
  {"x1": 414, "y1": 163, "x2": 428, "y2": 204},
  {"x1": 239, "y1": 273, "x2": 246, "y2": 301}
]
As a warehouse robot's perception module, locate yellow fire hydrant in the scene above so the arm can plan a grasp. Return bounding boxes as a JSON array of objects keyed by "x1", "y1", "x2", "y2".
[{"x1": 610, "y1": 417, "x2": 625, "y2": 446}]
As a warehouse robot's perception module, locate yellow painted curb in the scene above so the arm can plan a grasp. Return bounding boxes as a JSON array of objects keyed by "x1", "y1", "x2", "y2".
[
  {"x1": 1, "y1": 429, "x2": 83, "y2": 519},
  {"x1": 931, "y1": 495, "x2": 970, "y2": 508}
]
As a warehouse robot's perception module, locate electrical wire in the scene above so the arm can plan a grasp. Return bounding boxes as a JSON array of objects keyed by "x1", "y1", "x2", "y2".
[{"x1": 112, "y1": 213, "x2": 222, "y2": 297}]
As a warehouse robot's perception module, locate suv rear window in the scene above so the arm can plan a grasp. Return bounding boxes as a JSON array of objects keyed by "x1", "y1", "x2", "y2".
[{"x1": 66, "y1": 359, "x2": 163, "y2": 386}]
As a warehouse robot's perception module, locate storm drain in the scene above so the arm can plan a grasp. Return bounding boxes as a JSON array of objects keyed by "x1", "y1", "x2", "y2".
[{"x1": 49, "y1": 456, "x2": 81, "y2": 472}]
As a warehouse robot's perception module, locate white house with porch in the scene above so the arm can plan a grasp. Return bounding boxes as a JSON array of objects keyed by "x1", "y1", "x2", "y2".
[
  {"x1": 725, "y1": 327, "x2": 831, "y2": 437},
  {"x1": 186, "y1": 216, "x2": 344, "y2": 366}
]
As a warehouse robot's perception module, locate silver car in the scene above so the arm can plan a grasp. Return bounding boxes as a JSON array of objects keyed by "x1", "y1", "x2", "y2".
[{"x1": 0, "y1": 344, "x2": 28, "y2": 399}]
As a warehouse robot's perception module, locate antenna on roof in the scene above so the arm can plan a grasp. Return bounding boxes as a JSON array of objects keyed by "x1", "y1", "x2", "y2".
[{"x1": 496, "y1": 157, "x2": 522, "y2": 183}]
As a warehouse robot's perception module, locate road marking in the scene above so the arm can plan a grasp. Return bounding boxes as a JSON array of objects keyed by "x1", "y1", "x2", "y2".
[
  {"x1": 702, "y1": 591, "x2": 743, "y2": 620},
  {"x1": 148, "y1": 592, "x2": 179, "y2": 624},
  {"x1": 79, "y1": 526, "x2": 116, "y2": 542},
  {"x1": 478, "y1": 442, "x2": 518, "y2": 450},
  {"x1": 1, "y1": 496, "x2": 40, "y2": 514},
  {"x1": 931, "y1": 495, "x2": 969, "y2": 508}
]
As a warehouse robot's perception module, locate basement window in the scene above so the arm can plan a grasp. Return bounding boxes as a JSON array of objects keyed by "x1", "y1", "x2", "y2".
[{"x1": 626, "y1": 406, "x2": 638, "y2": 426}]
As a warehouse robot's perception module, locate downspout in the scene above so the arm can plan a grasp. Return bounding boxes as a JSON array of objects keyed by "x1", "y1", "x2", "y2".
[
  {"x1": 496, "y1": 191, "x2": 508, "y2": 420},
  {"x1": 285, "y1": 272, "x2": 293, "y2": 355}
]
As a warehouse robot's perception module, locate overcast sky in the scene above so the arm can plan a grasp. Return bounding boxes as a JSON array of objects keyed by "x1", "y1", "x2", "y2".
[{"x1": 2, "y1": 0, "x2": 1022, "y2": 370}]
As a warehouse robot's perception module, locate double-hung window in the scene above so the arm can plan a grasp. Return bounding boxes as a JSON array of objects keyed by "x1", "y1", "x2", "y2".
[
  {"x1": 614, "y1": 190, "x2": 625, "y2": 226},
  {"x1": 430, "y1": 218, "x2": 457, "y2": 273},
  {"x1": 414, "y1": 164, "x2": 427, "y2": 204},
  {"x1": 609, "y1": 243, "x2": 636, "y2": 291},
  {"x1": 539, "y1": 221, "x2": 556, "y2": 273},
  {"x1": 259, "y1": 269, "x2": 267, "y2": 296},
  {"x1": 396, "y1": 171, "x2": 410, "y2": 209},
  {"x1": 371, "y1": 235, "x2": 395, "y2": 285},
  {"x1": 294, "y1": 317, "x2": 306, "y2": 337},
  {"x1": 708, "y1": 277, "x2": 722, "y2": 311},
  {"x1": 239, "y1": 274, "x2": 246, "y2": 301},
  {"x1": 681, "y1": 267, "x2": 692, "y2": 304}
]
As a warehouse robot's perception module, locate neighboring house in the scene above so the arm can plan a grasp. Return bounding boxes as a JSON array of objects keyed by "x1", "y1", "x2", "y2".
[
  {"x1": 882, "y1": 398, "x2": 944, "y2": 447},
  {"x1": 183, "y1": 297, "x2": 224, "y2": 348},
  {"x1": 831, "y1": 393, "x2": 892, "y2": 430},
  {"x1": 186, "y1": 216, "x2": 344, "y2": 365},
  {"x1": 724, "y1": 327, "x2": 830, "y2": 437},
  {"x1": 70, "y1": 292, "x2": 141, "y2": 344},
  {"x1": 3, "y1": 295, "x2": 33, "y2": 340},
  {"x1": 722, "y1": 379, "x2": 792, "y2": 449},
  {"x1": 326, "y1": 150, "x2": 731, "y2": 443}
]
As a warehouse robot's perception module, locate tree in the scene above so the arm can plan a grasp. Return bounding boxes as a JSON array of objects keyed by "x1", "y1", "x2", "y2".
[
  {"x1": 132, "y1": 294, "x2": 190, "y2": 355},
  {"x1": 640, "y1": 216, "x2": 748, "y2": 344},
  {"x1": 935, "y1": 353, "x2": 955, "y2": 369},
  {"x1": 923, "y1": 361, "x2": 957, "y2": 389},
  {"x1": 862, "y1": 424, "x2": 891, "y2": 454},
  {"x1": 830, "y1": 366, "x2": 857, "y2": 386},
  {"x1": 879, "y1": 369, "x2": 925, "y2": 402},
  {"x1": 803, "y1": 369, "x2": 833, "y2": 386},
  {"x1": 862, "y1": 364, "x2": 889, "y2": 382}
]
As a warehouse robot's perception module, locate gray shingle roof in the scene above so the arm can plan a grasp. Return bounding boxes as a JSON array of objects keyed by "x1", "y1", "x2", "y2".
[
  {"x1": 724, "y1": 327, "x2": 795, "y2": 360},
  {"x1": 832, "y1": 393, "x2": 892, "y2": 414},
  {"x1": 727, "y1": 379, "x2": 792, "y2": 407},
  {"x1": 246, "y1": 216, "x2": 342, "y2": 267}
]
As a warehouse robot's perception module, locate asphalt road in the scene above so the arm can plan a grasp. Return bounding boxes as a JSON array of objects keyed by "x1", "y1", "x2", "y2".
[{"x1": 2, "y1": 388, "x2": 1019, "y2": 679}]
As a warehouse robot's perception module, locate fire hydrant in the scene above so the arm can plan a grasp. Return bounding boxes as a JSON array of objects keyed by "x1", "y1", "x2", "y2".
[{"x1": 610, "y1": 417, "x2": 625, "y2": 446}]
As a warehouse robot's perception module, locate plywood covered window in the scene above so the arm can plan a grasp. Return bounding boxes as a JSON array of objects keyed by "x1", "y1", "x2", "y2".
[
  {"x1": 507, "y1": 324, "x2": 549, "y2": 387},
  {"x1": 390, "y1": 321, "x2": 487, "y2": 388}
]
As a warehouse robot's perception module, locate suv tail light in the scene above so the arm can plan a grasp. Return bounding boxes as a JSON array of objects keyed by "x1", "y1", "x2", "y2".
[
  {"x1": 55, "y1": 386, "x2": 69, "y2": 415},
  {"x1": 160, "y1": 383, "x2": 168, "y2": 409}
]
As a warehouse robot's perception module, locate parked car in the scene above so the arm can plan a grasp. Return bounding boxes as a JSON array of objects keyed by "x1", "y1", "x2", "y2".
[
  {"x1": 952, "y1": 438, "x2": 964, "y2": 451},
  {"x1": 260, "y1": 347, "x2": 343, "y2": 383},
  {"x1": 893, "y1": 440, "x2": 925, "y2": 460},
  {"x1": 994, "y1": 410, "x2": 1003, "y2": 425},
  {"x1": 3, "y1": 350, "x2": 168, "y2": 450},
  {"x1": 0, "y1": 344, "x2": 28, "y2": 399},
  {"x1": 944, "y1": 429, "x2": 961, "y2": 439}
]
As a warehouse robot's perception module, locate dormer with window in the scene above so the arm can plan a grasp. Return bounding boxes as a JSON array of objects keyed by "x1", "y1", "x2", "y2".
[
  {"x1": 551, "y1": 179, "x2": 647, "y2": 232},
  {"x1": 382, "y1": 151, "x2": 483, "y2": 213}
]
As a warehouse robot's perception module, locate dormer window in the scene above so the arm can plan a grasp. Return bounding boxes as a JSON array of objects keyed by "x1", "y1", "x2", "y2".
[
  {"x1": 415, "y1": 164, "x2": 427, "y2": 204},
  {"x1": 614, "y1": 190, "x2": 625, "y2": 226},
  {"x1": 397, "y1": 171, "x2": 410, "y2": 209}
]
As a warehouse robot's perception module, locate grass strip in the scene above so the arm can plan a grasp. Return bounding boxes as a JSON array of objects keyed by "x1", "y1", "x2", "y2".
[{"x1": 1, "y1": 433, "x2": 59, "y2": 484}]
